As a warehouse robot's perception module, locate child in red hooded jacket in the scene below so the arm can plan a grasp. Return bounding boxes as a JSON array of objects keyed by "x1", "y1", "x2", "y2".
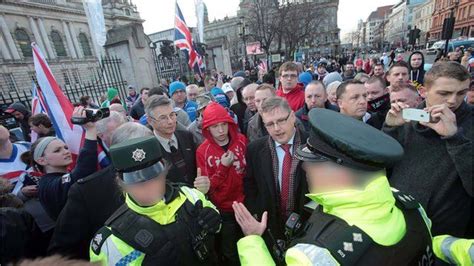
[{"x1": 196, "y1": 102, "x2": 246, "y2": 265}]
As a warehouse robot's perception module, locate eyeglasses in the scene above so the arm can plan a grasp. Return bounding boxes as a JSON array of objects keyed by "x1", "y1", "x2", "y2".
[
  {"x1": 281, "y1": 74, "x2": 298, "y2": 79},
  {"x1": 264, "y1": 112, "x2": 291, "y2": 129},
  {"x1": 150, "y1": 112, "x2": 177, "y2": 123}
]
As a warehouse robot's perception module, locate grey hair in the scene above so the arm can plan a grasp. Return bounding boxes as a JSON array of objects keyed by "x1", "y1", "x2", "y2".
[
  {"x1": 96, "y1": 111, "x2": 126, "y2": 134},
  {"x1": 186, "y1": 84, "x2": 198, "y2": 93},
  {"x1": 326, "y1": 81, "x2": 341, "y2": 94},
  {"x1": 260, "y1": 96, "x2": 292, "y2": 114},
  {"x1": 110, "y1": 122, "x2": 153, "y2": 145},
  {"x1": 145, "y1": 95, "x2": 171, "y2": 118}
]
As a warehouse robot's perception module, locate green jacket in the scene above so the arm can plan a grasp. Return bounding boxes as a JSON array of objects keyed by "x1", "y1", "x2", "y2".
[
  {"x1": 90, "y1": 186, "x2": 217, "y2": 266},
  {"x1": 237, "y1": 176, "x2": 432, "y2": 265},
  {"x1": 433, "y1": 235, "x2": 474, "y2": 265}
]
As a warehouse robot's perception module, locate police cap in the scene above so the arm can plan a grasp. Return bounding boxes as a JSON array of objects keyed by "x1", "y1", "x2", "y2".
[
  {"x1": 109, "y1": 136, "x2": 166, "y2": 184},
  {"x1": 296, "y1": 108, "x2": 404, "y2": 171}
]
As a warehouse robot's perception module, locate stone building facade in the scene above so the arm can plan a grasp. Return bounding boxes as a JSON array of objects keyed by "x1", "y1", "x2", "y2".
[
  {"x1": 429, "y1": 0, "x2": 474, "y2": 41},
  {"x1": 0, "y1": 0, "x2": 142, "y2": 95},
  {"x1": 413, "y1": 0, "x2": 435, "y2": 47}
]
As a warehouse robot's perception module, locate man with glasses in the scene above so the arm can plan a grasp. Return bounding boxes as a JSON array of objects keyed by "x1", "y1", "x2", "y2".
[
  {"x1": 276, "y1": 62, "x2": 305, "y2": 112},
  {"x1": 145, "y1": 95, "x2": 202, "y2": 189},
  {"x1": 244, "y1": 96, "x2": 308, "y2": 260}
]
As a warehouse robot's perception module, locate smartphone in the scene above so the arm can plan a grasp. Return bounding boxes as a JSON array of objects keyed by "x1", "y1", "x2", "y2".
[{"x1": 402, "y1": 108, "x2": 430, "y2": 123}]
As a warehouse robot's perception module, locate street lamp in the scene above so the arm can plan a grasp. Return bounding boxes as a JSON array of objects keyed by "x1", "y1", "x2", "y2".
[{"x1": 237, "y1": 16, "x2": 247, "y2": 70}]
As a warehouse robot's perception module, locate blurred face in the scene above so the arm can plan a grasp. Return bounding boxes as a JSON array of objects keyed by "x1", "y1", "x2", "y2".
[
  {"x1": 208, "y1": 122, "x2": 229, "y2": 144},
  {"x1": 467, "y1": 84, "x2": 474, "y2": 105},
  {"x1": 305, "y1": 83, "x2": 327, "y2": 110},
  {"x1": 449, "y1": 52, "x2": 460, "y2": 61},
  {"x1": 373, "y1": 65, "x2": 384, "y2": 76},
  {"x1": 410, "y1": 54, "x2": 423, "y2": 69},
  {"x1": 29, "y1": 123, "x2": 48, "y2": 135},
  {"x1": 303, "y1": 161, "x2": 355, "y2": 193},
  {"x1": 207, "y1": 78, "x2": 216, "y2": 89},
  {"x1": 186, "y1": 87, "x2": 199, "y2": 102},
  {"x1": 242, "y1": 85, "x2": 257, "y2": 112},
  {"x1": 279, "y1": 70, "x2": 298, "y2": 92},
  {"x1": 141, "y1": 90, "x2": 149, "y2": 103},
  {"x1": 129, "y1": 90, "x2": 136, "y2": 96},
  {"x1": 147, "y1": 104, "x2": 177, "y2": 137},
  {"x1": 327, "y1": 87, "x2": 338, "y2": 105},
  {"x1": 365, "y1": 81, "x2": 387, "y2": 102},
  {"x1": 337, "y1": 84, "x2": 368, "y2": 120},
  {"x1": 261, "y1": 107, "x2": 296, "y2": 144},
  {"x1": 125, "y1": 174, "x2": 167, "y2": 206},
  {"x1": 172, "y1": 90, "x2": 186, "y2": 105},
  {"x1": 226, "y1": 91, "x2": 235, "y2": 101},
  {"x1": 12, "y1": 111, "x2": 24, "y2": 120},
  {"x1": 254, "y1": 89, "x2": 274, "y2": 114},
  {"x1": 36, "y1": 139, "x2": 72, "y2": 169},
  {"x1": 387, "y1": 67, "x2": 409, "y2": 90},
  {"x1": 425, "y1": 77, "x2": 470, "y2": 111},
  {"x1": 346, "y1": 64, "x2": 354, "y2": 71},
  {"x1": 390, "y1": 88, "x2": 422, "y2": 108}
]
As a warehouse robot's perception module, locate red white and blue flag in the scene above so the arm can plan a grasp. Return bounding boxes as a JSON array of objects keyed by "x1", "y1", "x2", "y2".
[
  {"x1": 32, "y1": 43, "x2": 109, "y2": 168},
  {"x1": 174, "y1": 3, "x2": 204, "y2": 74},
  {"x1": 30, "y1": 82, "x2": 47, "y2": 142}
]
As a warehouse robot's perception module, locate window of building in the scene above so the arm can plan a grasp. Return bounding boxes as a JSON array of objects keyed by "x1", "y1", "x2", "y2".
[
  {"x1": 78, "y1": 33, "x2": 93, "y2": 56},
  {"x1": 51, "y1": 30, "x2": 67, "y2": 57},
  {"x1": 124, "y1": 9, "x2": 131, "y2": 16},
  {"x1": 3, "y1": 73, "x2": 18, "y2": 92},
  {"x1": 15, "y1": 29, "x2": 32, "y2": 57},
  {"x1": 62, "y1": 69, "x2": 71, "y2": 85}
]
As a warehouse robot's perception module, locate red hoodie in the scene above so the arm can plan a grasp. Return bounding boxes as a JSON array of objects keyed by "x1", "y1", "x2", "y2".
[
  {"x1": 276, "y1": 82, "x2": 305, "y2": 111},
  {"x1": 196, "y1": 102, "x2": 247, "y2": 212}
]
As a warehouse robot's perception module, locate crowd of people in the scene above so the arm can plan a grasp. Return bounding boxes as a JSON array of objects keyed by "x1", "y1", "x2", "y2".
[{"x1": 1, "y1": 48, "x2": 473, "y2": 265}]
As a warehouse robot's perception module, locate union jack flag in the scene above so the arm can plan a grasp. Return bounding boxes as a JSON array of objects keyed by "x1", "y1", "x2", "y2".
[{"x1": 174, "y1": 3, "x2": 204, "y2": 74}]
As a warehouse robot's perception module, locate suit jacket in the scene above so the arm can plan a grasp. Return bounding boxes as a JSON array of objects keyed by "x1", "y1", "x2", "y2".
[
  {"x1": 48, "y1": 166, "x2": 124, "y2": 259},
  {"x1": 158, "y1": 130, "x2": 197, "y2": 186},
  {"x1": 244, "y1": 130, "x2": 309, "y2": 246}
]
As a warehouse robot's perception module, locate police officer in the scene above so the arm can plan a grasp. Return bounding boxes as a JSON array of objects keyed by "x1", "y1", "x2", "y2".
[
  {"x1": 90, "y1": 136, "x2": 221, "y2": 265},
  {"x1": 233, "y1": 108, "x2": 434, "y2": 265}
]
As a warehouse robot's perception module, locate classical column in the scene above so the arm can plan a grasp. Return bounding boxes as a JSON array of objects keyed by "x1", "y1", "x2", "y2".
[
  {"x1": 0, "y1": 14, "x2": 21, "y2": 60},
  {"x1": 62, "y1": 20, "x2": 77, "y2": 58},
  {"x1": 28, "y1": 16, "x2": 48, "y2": 58},
  {"x1": 67, "y1": 22, "x2": 83, "y2": 58},
  {"x1": 37, "y1": 18, "x2": 56, "y2": 59},
  {"x1": 0, "y1": 32, "x2": 12, "y2": 60}
]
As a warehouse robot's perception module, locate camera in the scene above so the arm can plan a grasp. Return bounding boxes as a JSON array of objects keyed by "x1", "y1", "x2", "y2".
[
  {"x1": 285, "y1": 212, "x2": 303, "y2": 240},
  {"x1": 71, "y1": 107, "x2": 110, "y2": 125}
]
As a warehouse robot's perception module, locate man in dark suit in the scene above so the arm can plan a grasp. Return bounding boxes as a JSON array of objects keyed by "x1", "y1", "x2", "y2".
[
  {"x1": 146, "y1": 96, "x2": 202, "y2": 190},
  {"x1": 244, "y1": 96, "x2": 309, "y2": 259}
]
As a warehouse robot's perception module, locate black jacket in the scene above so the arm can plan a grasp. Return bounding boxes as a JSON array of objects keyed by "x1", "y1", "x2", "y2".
[
  {"x1": 48, "y1": 166, "x2": 124, "y2": 259},
  {"x1": 244, "y1": 130, "x2": 309, "y2": 248},
  {"x1": 384, "y1": 102, "x2": 473, "y2": 238},
  {"x1": 158, "y1": 130, "x2": 197, "y2": 186},
  {"x1": 408, "y1": 51, "x2": 425, "y2": 86},
  {"x1": 129, "y1": 100, "x2": 145, "y2": 120},
  {"x1": 38, "y1": 139, "x2": 97, "y2": 220},
  {"x1": 295, "y1": 102, "x2": 339, "y2": 132}
]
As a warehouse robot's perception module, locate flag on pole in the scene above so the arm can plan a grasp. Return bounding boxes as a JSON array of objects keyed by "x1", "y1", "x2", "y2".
[
  {"x1": 174, "y1": 3, "x2": 203, "y2": 74},
  {"x1": 32, "y1": 42, "x2": 109, "y2": 168},
  {"x1": 30, "y1": 82, "x2": 47, "y2": 142}
]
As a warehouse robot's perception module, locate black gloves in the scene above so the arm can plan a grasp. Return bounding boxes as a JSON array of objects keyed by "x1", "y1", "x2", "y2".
[{"x1": 194, "y1": 200, "x2": 221, "y2": 234}]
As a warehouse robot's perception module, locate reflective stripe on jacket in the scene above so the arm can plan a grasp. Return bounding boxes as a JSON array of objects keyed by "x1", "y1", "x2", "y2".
[{"x1": 433, "y1": 235, "x2": 474, "y2": 265}]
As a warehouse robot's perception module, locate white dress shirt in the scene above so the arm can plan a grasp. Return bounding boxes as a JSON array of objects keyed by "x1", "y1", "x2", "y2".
[{"x1": 154, "y1": 131, "x2": 178, "y2": 153}]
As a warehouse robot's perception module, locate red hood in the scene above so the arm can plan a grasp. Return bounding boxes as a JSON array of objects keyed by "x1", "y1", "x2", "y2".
[
  {"x1": 202, "y1": 102, "x2": 238, "y2": 143},
  {"x1": 277, "y1": 82, "x2": 305, "y2": 94}
]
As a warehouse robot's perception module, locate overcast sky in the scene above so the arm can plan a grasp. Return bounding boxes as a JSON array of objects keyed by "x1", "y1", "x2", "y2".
[{"x1": 134, "y1": 0, "x2": 400, "y2": 38}]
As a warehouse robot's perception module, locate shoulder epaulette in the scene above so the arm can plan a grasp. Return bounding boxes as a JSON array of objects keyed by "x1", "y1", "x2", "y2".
[
  {"x1": 391, "y1": 188, "x2": 419, "y2": 210},
  {"x1": 90, "y1": 226, "x2": 112, "y2": 255}
]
